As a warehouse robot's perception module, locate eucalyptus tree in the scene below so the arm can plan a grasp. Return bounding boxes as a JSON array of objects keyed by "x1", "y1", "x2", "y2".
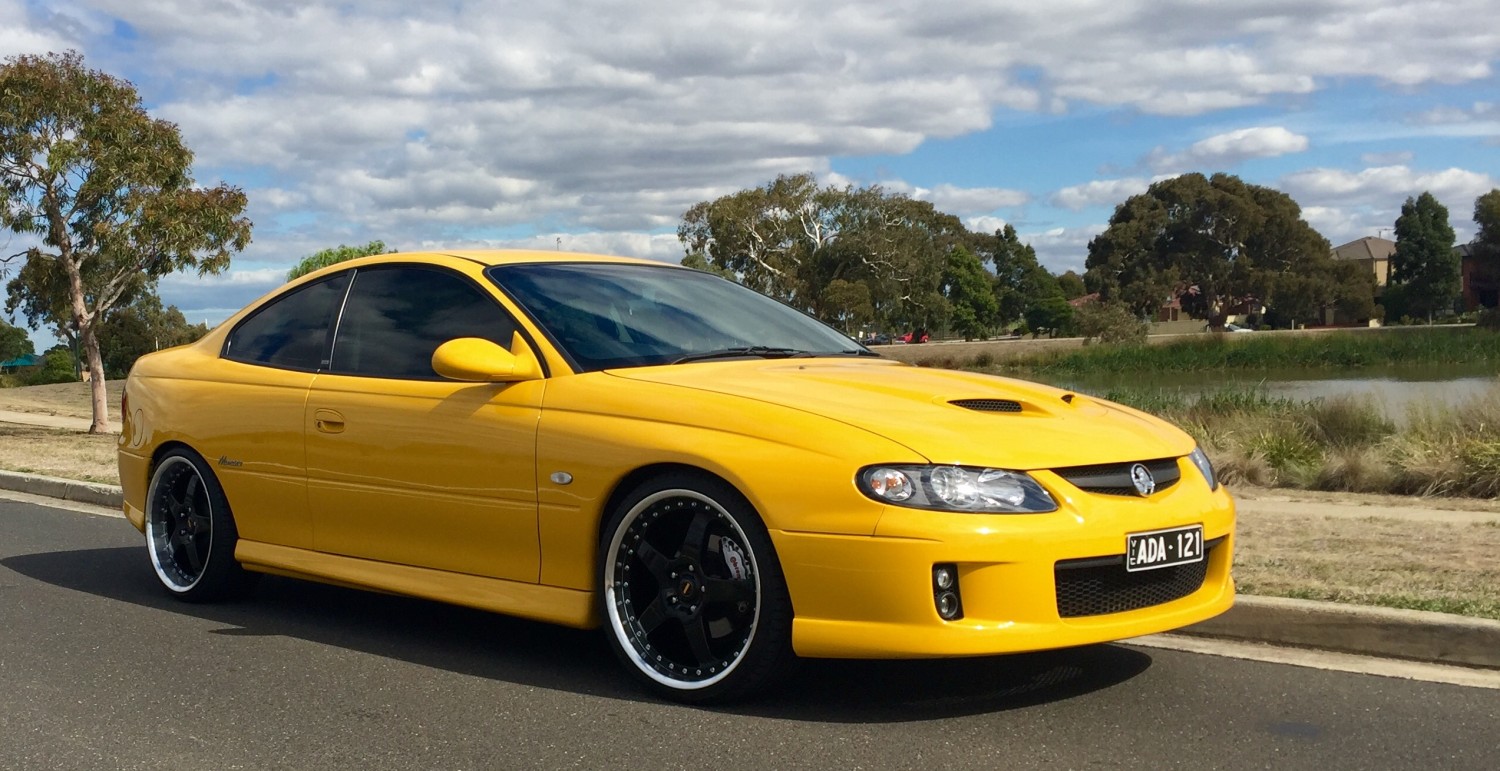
[
  {"x1": 0, "y1": 52, "x2": 250, "y2": 432},
  {"x1": 287, "y1": 240, "x2": 392, "y2": 281},
  {"x1": 1084, "y1": 173, "x2": 1341, "y2": 329},
  {"x1": 679, "y1": 174, "x2": 965, "y2": 332}
]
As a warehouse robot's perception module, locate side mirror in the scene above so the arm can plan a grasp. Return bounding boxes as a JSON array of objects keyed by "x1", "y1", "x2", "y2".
[{"x1": 431, "y1": 335, "x2": 542, "y2": 382}]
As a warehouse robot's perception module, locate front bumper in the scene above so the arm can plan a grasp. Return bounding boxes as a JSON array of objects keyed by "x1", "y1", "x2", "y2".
[{"x1": 775, "y1": 468, "x2": 1235, "y2": 659}]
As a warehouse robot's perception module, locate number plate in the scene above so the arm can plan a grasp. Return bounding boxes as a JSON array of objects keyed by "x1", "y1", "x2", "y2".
[{"x1": 1125, "y1": 525, "x2": 1204, "y2": 572}]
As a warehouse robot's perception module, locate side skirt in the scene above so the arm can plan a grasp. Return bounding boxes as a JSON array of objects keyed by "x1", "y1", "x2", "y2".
[{"x1": 235, "y1": 540, "x2": 600, "y2": 630}]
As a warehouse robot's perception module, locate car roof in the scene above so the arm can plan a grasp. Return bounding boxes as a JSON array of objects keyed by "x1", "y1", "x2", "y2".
[{"x1": 429, "y1": 249, "x2": 667, "y2": 268}]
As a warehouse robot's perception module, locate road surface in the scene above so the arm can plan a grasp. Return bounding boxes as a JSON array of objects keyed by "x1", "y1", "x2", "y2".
[{"x1": 2, "y1": 494, "x2": 1496, "y2": 770}]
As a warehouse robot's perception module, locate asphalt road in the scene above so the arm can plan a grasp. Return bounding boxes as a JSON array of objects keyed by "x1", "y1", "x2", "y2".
[{"x1": 3, "y1": 497, "x2": 1497, "y2": 771}]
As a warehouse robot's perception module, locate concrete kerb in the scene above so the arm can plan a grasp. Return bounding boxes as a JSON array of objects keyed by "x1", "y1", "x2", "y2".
[
  {"x1": 1, "y1": 467, "x2": 1496, "y2": 672},
  {"x1": 1176, "y1": 595, "x2": 1500, "y2": 671},
  {"x1": 0, "y1": 469, "x2": 123, "y2": 509}
]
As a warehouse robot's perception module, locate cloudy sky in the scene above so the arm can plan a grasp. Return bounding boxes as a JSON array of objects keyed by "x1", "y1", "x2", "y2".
[{"x1": 4, "y1": 0, "x2": 1498, "y2": 346}]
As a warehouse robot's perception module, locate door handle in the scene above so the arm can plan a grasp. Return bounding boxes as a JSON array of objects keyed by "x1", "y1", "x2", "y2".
[{"x1": 314, "y1": 409, "x2": 346, "y2": 434}]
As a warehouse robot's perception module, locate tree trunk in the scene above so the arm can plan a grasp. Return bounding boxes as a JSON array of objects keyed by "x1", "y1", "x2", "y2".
[
  {"x1": 62, "y1": 254, "x2": 111, "y2": 434},
  {"x1": 81, "y1": 322, "x2": 110, "y2": 434}
]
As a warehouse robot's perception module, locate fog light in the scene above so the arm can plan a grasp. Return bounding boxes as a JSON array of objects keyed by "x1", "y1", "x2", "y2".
[{"x1": 932, "y1": 563, "x2": 963, "y2": 620}]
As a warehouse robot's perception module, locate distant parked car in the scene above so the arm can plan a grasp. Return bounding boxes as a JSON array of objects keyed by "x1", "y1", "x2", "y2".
[
  {"x1": 900, "y1": 329, "x2": 930, "y2": 344},
  {"x1": 861, "y1": 333, "x2": 892, "y2": 346},
  {"x1": 1207, "y1": 323, "x2": 1255, "y2": 333}
]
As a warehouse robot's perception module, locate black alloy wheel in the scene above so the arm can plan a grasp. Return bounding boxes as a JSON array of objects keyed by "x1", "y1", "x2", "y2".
[
  {"x1": 145, "y1": 449, "x2": 256, "y2": 601},
  {"x1": 601, "y1": 473, "x2": 794, "y2": 703}
]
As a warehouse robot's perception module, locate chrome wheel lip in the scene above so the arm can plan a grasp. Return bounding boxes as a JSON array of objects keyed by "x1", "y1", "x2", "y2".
[
  {"x1": 604, "y1": 488, "x2": 762, "y2": 691},
  {"x1": 145, "y1": 456, "x2": 212, "y2": 593}
]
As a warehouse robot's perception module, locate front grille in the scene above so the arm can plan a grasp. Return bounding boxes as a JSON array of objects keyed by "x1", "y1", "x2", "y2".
[
  {"x1": 1054, "y1": 538, "x2": 1222, "y2": 618},
  {"x1": 950, "y1": 398, "x2": 1022, "y2": 413},
  {"x1": 1053, "y1": 457, "x2": 1181, "y2": 497}
]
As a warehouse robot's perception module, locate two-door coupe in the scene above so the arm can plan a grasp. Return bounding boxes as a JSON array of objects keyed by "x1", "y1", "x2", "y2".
[{"x1": 119, "y1": 250, "x2": 1234, "y2": 702}]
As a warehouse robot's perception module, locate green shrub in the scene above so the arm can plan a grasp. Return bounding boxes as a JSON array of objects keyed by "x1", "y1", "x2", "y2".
[
  {"x1": 1477, "y1": 306, "x2": 1500, "y2": 331},
  {"x1": 22, "y1": 349, "x2": 78, "y2": 386},
  {"x1": 1073, "y1": 302, "x2": 1147, "y2": 345}
]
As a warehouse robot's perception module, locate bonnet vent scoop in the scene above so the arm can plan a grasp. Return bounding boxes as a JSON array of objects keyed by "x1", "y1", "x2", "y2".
[{"x1": 950, "y1": 398, "x2": 1023, "y2": 413}]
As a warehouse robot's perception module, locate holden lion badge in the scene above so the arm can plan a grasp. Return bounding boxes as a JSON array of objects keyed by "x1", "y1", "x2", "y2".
[{"x1": 1130, "y1": 463, "x2": 1156, "y2": 497}]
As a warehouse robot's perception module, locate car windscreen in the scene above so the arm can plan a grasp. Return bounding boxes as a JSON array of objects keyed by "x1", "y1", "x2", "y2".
[{"x1": 487, "y1": 263, "x2": 866, "y2": 372}]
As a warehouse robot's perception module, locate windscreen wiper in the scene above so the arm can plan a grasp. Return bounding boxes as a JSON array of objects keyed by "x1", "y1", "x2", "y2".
[{"x1": 671, "y1": 346, "x2": 819, "y2": 364}]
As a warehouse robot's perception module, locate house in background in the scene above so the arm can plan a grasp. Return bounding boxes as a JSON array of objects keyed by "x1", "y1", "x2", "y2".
[
  {"x1": 1331, "y1": 236, "x2": 1394, "y2": 289},
  {"x1": 1331, "y1": 235, "x2": 1498, "y2": 313},
  {"x1": 1455, "y1": 243, "x2": 1498, "y2": 310}
]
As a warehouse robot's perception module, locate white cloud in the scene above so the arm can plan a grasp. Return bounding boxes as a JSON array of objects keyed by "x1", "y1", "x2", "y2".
[
  {"x1": 1409, "y1": 102, "x2": 1498, "y2": 125},
  {"x1": 1146, "y1": 126, "x2": 1309, "y2": 173},
  {"x1": 5, "y1": 0, "x2": 1500, "y2": 322},
  {"x1": 1050, "y1": 178, "x2": 1155, "y2": 211},
  {"x1": 1281, "y1": 166, "x2": 1496, "y2": 246},
  {"x1": 916, "y1": 184, "x2": 1029, "y2": 213},
  {"x1": 1360, "y1": 151, "x2": 1414, "y2": 166},
  {"x1": 1280, "y1": 165, "x2": 1498, "y2": 207},
  {"x1": 0, "y1": 0, "x2": 78, "y2": 54},
  {"x1": 1023, "y1": 224, "x2": 1108, "y2": 273},
  {"x1": 964, "y1": 216, "x2": 1010, "y2": 235},
  {"x1": 1300, "y1": 206, "x2": 1383, "y2": 247}
]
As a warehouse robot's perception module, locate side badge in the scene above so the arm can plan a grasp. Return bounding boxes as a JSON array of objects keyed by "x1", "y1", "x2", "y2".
[{"x1": 549, "y1": 471, "x2": 574, "y2": 485}]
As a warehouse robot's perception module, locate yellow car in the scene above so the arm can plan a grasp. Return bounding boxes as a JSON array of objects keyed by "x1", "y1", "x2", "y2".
[{"x1": 119, "y1": 250, "x2": 1234, "y2": 702}]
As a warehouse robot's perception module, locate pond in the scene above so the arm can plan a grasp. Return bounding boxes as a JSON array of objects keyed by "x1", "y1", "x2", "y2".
[{"x1": 1040, "y1": 363, "x2": 1499, "y2": 421}]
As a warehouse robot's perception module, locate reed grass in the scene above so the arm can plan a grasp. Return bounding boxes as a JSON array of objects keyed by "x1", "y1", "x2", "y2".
[{"x1": 1093, "y1": 383, "x2": 1500, "y2": 500}]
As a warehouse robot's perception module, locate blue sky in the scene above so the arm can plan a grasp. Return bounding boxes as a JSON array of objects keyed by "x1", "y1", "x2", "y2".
[{"x1": 3, "y1": 0, "x2": 1498, "y2": 349}]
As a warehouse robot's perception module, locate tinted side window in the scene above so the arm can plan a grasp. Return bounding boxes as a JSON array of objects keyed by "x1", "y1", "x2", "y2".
[
  {"x1": 330, "y1": 267, "x2": 517, "y2": 379},
  {"x1": 224, "y1": 274, "x2": 350, "y2": 370}
]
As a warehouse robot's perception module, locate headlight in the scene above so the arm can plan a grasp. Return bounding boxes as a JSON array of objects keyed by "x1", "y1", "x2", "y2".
[
  {"x1": 856, "y1": 465, "x2": 1058, "y2": 513},
  {"x1": 1189, "y1": 446, "x2": 1218, "y2": 491}
]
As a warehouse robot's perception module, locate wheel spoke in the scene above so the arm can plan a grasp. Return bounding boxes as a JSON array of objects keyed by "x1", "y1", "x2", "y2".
[
  {"x1": 677, "y1": 509, "x2": 711, "y2": 562},
  {"x1": 683, "y1": 616, "x2": 716, "y2": 666},
  {"x1": 189, "y1": 512, "x2": 212, "y2": 534},
  {"x1": 166, "y1": 492, "x2": 187, "y2": 522},
  {"x1": 635, "y1": 597, "x2": 669, "y2": 635},
  {"x1": 180, "y1": 533, "x2": 204, "y2": 573},
  {"x1": 184, "y1": 474, "x2": 201, "y2": 505},
  {"x1": 704, "y1": 576, "x2": 754, "y2": 606},
  {"x1": 634, "y1": 540, "x2": 672, "y2": 584}
]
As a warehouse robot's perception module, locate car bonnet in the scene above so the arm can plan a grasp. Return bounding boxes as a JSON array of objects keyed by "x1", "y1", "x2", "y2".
[{"x1": 607, "y1": 358, "x2": 1195, "y2": 470}]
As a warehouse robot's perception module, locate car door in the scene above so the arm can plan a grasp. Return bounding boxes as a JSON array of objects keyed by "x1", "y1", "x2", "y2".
[
  {"x1": 210, "y1": 272, "x2": 352, "y2": 550},
  {"x1": 304, "y1": 264, "x2": 544, "y2": 582}
]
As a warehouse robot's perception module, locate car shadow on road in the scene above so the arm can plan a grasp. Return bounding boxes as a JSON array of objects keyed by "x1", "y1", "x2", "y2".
[{"x1": 4, "y1": 545, "x2": 1153, "y2": 722}]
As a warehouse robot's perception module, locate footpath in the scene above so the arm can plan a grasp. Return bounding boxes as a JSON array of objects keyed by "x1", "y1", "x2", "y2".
[
  {"x1": 1, "y1": 409, "x2": 1497, "y2": 676},
  {"x1": 0, "y1": 408, "x2": 92, "y2": 431}
]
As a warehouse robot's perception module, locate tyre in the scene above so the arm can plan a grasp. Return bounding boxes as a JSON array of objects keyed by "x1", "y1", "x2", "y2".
[
  {"x1": 144, "y1": 448, "x2": 257, "y2": 602},
  {"x1": 600, "y1": 472, "x2": 795, "y2": 703}
]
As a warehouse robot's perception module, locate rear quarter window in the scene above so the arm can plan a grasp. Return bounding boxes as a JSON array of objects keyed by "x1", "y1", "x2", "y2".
[{"x1": 223, "y1": 274, "x2": 350, "y2": 370}]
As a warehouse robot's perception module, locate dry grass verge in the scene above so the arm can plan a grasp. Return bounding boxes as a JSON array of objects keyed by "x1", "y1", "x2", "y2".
[
  {"x1": 0, "y1": 424, "x2": 120, "y2": 484},
  {"x1": 1234, "y1": 506, "x2": 1500, "y2": 620},
  {"x1": 0, "y1": 379, "x2": 124, "y2": 423}
]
